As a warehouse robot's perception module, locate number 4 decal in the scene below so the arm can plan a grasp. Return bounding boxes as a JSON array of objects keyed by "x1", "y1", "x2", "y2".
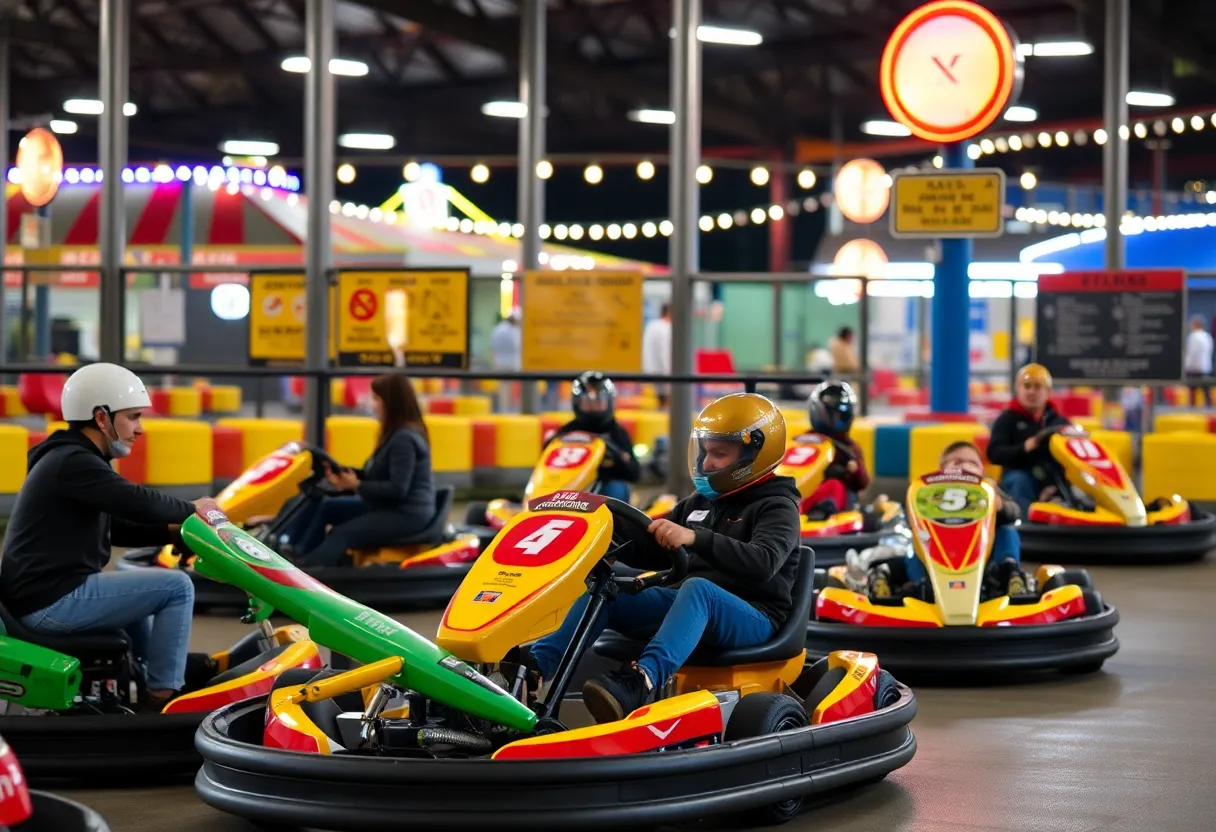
[{"x1": 514, "y1": 518, "x2": 575, "y2": 556}]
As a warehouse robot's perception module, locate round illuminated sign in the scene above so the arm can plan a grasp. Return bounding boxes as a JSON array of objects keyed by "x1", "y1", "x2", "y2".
[
  {"x1": 880, "y1": 1, "x2": 1022, "y2": 144},
  {"x1": 833, "y1": 158, "x2": 890, "y2": 224},
  {"x1": 210, "y1": 283, "x2": 251, "y2": 321},
  {"x1": 834, "y1": 239, "x2": 888, "y2": 278},
  {"x1": 15, "y1": 128, "x2": 63, "y2": 207}
]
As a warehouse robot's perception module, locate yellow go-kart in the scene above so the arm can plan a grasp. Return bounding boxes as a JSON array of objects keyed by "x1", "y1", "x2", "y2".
[
  {"x1": 1018, "y1": 426, "x2": 1216, "y2": 563},
  {"x1": 465, "y1": 431, "x2": 673, "y2": 531},
  {"x1": 118, "y1": 442, "x2": 482, "y2": 611},
  {"x1": 193, "y1": 492, "x2": 916, "y2": 827},
  {"x1": 776, "y1": 431, "x2": 904, "y2": 567},
  {"x1": 807, "y1": 468, "x2": 1120, "y2": 678}
]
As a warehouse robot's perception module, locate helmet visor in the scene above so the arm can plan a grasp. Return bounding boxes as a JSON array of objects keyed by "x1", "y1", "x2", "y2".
[{"x1": 688, "y1": 427, "x2": 763, "y2": 497}]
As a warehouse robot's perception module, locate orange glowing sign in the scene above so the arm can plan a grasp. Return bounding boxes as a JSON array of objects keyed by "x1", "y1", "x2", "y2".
[
  {"x1": 15, "y1": 128, "x2": 64, "y2": 207},
  {"x1": 833, "y1": 158, "x2": 890, "y2": 224},
  {"x1": 880, "y1": 1, "x2": 1021, "y2": 144}
]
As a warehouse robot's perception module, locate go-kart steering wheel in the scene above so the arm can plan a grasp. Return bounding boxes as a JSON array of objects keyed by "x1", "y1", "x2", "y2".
[
  {"x1": 300, "y1": 444, "x2": 352, "y2": 495},
  {"x1": 602, "y1": 496, "x2": 690, "y2": 591}
]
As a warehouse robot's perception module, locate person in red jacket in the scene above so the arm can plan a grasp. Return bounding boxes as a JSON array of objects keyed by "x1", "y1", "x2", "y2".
[{"x1": 802, "y1": 381, "x2": 871, "y2": 520}]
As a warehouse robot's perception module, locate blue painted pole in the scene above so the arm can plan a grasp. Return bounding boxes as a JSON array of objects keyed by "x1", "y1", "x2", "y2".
[{"x1": 930, "y1": 141, "x2": 973, "y2": 414}]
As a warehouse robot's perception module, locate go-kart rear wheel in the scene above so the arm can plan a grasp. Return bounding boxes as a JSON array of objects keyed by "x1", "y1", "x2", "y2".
[
  {"x1": 724, "y1": 693, "x2": 809, "y2": 824},
  {"x1": 464, "y1": 501, "x2": 489, "y2": 527}
]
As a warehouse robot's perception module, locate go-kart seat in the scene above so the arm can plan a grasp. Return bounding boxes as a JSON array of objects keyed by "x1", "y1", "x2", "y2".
[
  {"x1": 594, "y1": 546, "x2": 816, "y2": 669},
  {"x1": 379, "y1": 486, "x2": 454, "y2": 547},
  {"x1": 0, "y1": 600, "x2": 129, "y2": 666}
]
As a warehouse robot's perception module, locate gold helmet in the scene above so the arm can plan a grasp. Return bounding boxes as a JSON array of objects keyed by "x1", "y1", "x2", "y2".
[
  {"x1": 689, "y1": 393, "x2": 786, "y2": 498},
  {"x1": 1017, "y1": 363, "x2": 1053, "y2": 389}
]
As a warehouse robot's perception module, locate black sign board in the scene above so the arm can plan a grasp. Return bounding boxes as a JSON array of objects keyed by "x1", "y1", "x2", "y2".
[{"x1": 1035, "y1": 269, "x2": 1185, "y2": 383}]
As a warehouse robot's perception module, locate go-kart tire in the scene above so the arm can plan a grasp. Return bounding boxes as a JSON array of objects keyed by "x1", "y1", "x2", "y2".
[
  {"x1": 1018, "y1": 508, "x2": 1216, "y2": 564},
  {"x1": 464, "y1": 501, "x2": 489, "y2": 527},
  {"x1": 24, "y1": 790, "x2": 113, "y2": 831},
  {"x1": 723, "y1": 693, "x2": 810, "y2": 824},
  {"x1": 0, "y1": 711, "x2": 206, "y2": 786},
  {"x1": 116, "y1": 548, "x2": 473, "y2": 613},
  {"x1": 194, "y1": 682, "x2": 918, "y2": 829}
]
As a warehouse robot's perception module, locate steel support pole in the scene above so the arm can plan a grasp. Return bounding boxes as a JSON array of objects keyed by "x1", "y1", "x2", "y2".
[
  {"x1": 0, "y1": 27, "x2": 8, "y2": 364},
  {"x1": 304, "y1": 0, "x2": 335, "y2": 446},
  {"x1": 98, "y1": 0, "x2": 128, "y2": 364},
  {"x1": 1102, "y1": 0, "x2": 1129, "y2": 270},
  {"x1": 666, "y1": 0, "x2": 701, "y2": 494},
  {"x1": 517, "y1": 0, "x2": 545, "y2": 414}
]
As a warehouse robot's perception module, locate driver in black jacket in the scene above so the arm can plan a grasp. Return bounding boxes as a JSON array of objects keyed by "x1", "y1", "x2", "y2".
[
  {"x1": 0, "y1": 363, "x2": 218, "y2": 712},
  {"x1": 986, "y1": 363, "x2": 1072, "y2": 513},
  {"x1": 526, "y1": 392, "x2": 801, "y2": 724},
  {"x1": 550, "y1": 371, "x2": 641, "y2": 500}
]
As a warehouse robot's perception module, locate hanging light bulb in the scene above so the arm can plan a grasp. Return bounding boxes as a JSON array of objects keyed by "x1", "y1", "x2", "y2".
[
  {"x1": 536, "y1": 160, "x2": 553, "y2": 179},
  {"x1": 750, "y1": 166, "x2": 770, "y2": 186},
  {"x1": 695, "y1": 164, "x2": 713, "y2": 184},
  {"x1": 636, "y1": 160, "x2": 655, "y2": 180},
  {"x1": 584, "y1": 163, "x2": 604, "y2": 184},
  {"x1": 470, "y1": 163, "x2": 490, "y2": 183},
  {"x1": 403, "y1": 161, "x2": 421, "y2": 181},
  {"x1": 796, "y1": 169, "x2": 816, "y2": 189},
  {"x1": 336, "y1": 163, "x2": 356, "y2": 184}
]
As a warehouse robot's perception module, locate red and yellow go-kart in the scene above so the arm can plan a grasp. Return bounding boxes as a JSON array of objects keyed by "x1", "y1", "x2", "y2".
[
  {"x1": 1018, "y1": 426, "x2": 1216, "y2": 563},
  {"x1": 465, "y1": 431, "x2": 673, "y2": 531},
  {"x1": 0, "y1": 595, "x2": 322, "y2": 784},
  {"x1": 0, "y1": 733, "x2": 113, "y2": 830},
  {"x1": 776, "y1": 431, "x2": 904, "y2": 567},
  {"x1": 118, "y1": 441, "x2": 483, "y2": 611},
  {"x1": 806, "y1": 468, "x2": 1120, "y2": 678},
  {"x1": 193, "y1": 493, "x2": 917, "y2": 828}
]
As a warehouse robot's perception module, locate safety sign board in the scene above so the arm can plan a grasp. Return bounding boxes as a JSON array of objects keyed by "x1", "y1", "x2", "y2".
[
  {"x1": 336, "y1": 270, "x2": 470, "y2": 368},
  {"x1": 521, "y1": 270, "x2": 643, "y2": 373}
]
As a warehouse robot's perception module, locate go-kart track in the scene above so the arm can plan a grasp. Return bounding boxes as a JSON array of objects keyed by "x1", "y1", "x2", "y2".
[{"x1": 55, "y1": 554, "x2": 1216, "y2": 832}]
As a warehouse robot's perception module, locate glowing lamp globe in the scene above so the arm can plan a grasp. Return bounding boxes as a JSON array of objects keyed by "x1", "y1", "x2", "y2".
[
  {"x1": 833, "y1": 159, "x2": 890, "y2": 224},
  {"x1": 16, "y1": 128, "x2": 64, "y2": 207}
]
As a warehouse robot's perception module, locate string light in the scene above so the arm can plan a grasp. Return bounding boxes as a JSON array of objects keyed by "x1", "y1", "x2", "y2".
[
  {"x1": 797, "y1": 169, "x2": 816, "y2": 189},
  {"x1": 637, "y1": 160, "x2": 655, "y2": 180},
  {"x1": 336, "y1": 163, "x2": 356, "y2": 184},
  {"x1": 470, "y1": 163, "x2": 490, "y2": 183},
  {"x1": 584, "y1": 163, "x2": 603, "y2": 184},
  {"x1": 696, "y1": 165, "x2": 713, "y2": 184},
  {"x1": 536, "y1": 160, "x2": 553, "y2": 179},
  {"x1": 750, "y1": 166, "x2": 770, "y2": 186},
  {"x1": 403, "y1": 161, "x2": 421, "y2": 182}
]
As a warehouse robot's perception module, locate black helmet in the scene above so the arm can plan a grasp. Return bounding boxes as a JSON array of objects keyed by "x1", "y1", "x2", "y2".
[
  {"x1": 808, "y1": 380, "x2": 857, "y2": 436},
  {"x1": 571, "y1": 371, "x2": 616, "y2": 429}
]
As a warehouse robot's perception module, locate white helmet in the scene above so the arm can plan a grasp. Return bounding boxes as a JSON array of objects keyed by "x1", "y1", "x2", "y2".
[{"x1": 61, "y1": 363, "x2": 152, "y2": 422}]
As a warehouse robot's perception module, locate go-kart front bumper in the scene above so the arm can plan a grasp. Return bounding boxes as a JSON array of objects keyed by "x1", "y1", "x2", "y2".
[
  {"x1": 194, "y1": 686, "x2": 917, "y2": 829},
  {"x1": 1018, "y1": 509, "x2": 1216, "y2": 564},
  {"x1": 23, "y1": 790, "x2": 113, "y2": 831},
  {"x1": 1, "y1": 711, "x2": 206, "y2": 786},
  {"x1": 117, "y1": 548, "x2": 474, "y2": 613},
  {"x1": 805, "y1": 604, "x2": 1119, "y2": 678}
]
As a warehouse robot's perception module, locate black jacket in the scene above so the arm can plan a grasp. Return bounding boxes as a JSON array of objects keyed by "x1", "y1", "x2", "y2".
[
  {"x1": 554, "y1": 418, "x2": 641, "y2": 482},
  {"x1": 987, "y1": 401, "x2": 1071, "y2": 475},
  {"x1": 0, "y1": 430, "x2": 196, "y2": 618},
  {"x1": 620, "y1": 475, "x2": 802, "y2": 628},
  {"x1": 355, "y1": 427, "x2": 436, "y2": 516}
]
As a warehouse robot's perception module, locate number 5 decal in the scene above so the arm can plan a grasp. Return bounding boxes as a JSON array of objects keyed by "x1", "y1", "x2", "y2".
[
  {"x1": 937, "y1": 487, "x2": 969, "y2": 512},
  {"x1": 514, "y1": 518, "x2": 575, "y2": 556}
]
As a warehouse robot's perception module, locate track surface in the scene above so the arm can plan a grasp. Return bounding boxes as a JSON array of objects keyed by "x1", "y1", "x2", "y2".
[{"x1": 60, "y1": 557, "x2": 1216, "y2": 832}]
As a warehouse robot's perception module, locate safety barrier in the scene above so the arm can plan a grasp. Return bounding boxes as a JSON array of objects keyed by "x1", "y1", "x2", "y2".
[{"x1": 1143, "y1": 432, "x2": 1216, "y2": 501}]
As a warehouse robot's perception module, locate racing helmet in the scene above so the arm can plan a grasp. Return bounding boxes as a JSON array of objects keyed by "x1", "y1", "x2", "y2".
[
  {"x1": 689, "y1": 393, "x2": 786, "y2": 499},
  {"x1": 1017, "y1": 363, "x2": 1053, "y2": 389},
  {"x1": 808, "y1": 380, "x2": 857, "y2": 436},
  {"x1": 61, "y1": 363, "x2": 151, "y2": 423},
  {"x1": 571, "y1": 371, "x2": 616, "y2": 429}
]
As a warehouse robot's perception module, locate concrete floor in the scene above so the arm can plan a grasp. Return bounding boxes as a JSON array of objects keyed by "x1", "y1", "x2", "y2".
[{"x1": 55, "y1": 556, "x2": 1216, "y2": 832}]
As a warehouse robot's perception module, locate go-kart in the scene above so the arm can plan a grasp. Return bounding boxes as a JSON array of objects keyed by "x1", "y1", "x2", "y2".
[
  {"x1": 1017, "y1": 426, "x2": 1216, "y2": 563},
  {"x1": 465, "y1": 431, "x2": 672, "y2": 532},
  {"x1": 777, "y1": 431, "x2": 904, "y2": 567},
  {"x1": 117, "y1": 441, "x2": 483, "y2": 611},
  {"x1": 191, "y1": 493, "x2": 917, "y2": 828},
  {"x1": 0, "y1": 595, "x2": 321, "y2": 784},
  {"x1": 0, "y1": 732, "x2": 112, "y2": 831},
  {"x1": 806, "y1": 468, "x2": 1120, "y2": 677}
]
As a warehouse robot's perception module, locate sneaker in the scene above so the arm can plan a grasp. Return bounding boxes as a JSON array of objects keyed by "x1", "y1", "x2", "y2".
[
  {"x1": 806, "y1": 501, "x2": 838, "y2": 522},
  {"x1": 1006, "y1": 568, "x2": 1029, "y2": 597},
  {"x1": 582, "y1": 664, "x2": 653, "y2": 725},
  {"x1": 870, "y1": 564, "x2": 893, "y2": 599}
]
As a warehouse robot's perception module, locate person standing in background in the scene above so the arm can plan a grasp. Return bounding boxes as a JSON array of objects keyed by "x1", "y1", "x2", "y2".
[
  {"x1": 490, "y1": 312, "x2": 521, "y2": 413},
  {"x1": 643, "y1": 303, "x2": 673, "y2": 407},
  {"x1": 1184, "y1": 315, "x2": 1213, "y2": 407},
  {"x1": 829, "y1": 326, "x2": 860, "y2": 375}
]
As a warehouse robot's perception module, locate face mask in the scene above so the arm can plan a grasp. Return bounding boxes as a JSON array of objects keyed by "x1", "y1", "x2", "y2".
[
  {"x1": 102, "y1": 417, "x2": 132, "y2": 458},
  {"x1": 692, "y1": 475, "x2": 718, "y2": 499}
]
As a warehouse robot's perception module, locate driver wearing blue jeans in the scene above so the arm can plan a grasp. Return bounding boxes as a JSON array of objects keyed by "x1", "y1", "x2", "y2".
[
  {"x1": 987, "y1": 363, "x2": 1071, "y2": 514},
  {"x1": 551, "y1": 371, "x2": 640, "y2": 503},
  {"x1": 527, "y1": 392, "x2": 802, "y2": 724},
  {"x1": 0, "y1": 364, "x2": 218, "y2": 712}
]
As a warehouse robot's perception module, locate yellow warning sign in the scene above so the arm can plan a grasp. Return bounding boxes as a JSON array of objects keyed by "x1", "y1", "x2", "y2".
[
  {"x1": 248, "y1": 274, "x2": 336, "y2": 365},
  {"x1": 890, "y1": 169, "x2": 1006, "y2": 238},
  {"x1": 336, "y1": 270, "x2": 470, "y2": 368},
  {"x1": 521, "y1": 270, "x2": 643, "y2": 373}
]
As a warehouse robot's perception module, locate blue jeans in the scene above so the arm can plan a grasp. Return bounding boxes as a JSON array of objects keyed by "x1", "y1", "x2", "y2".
[
  {"x1": 1000, "y1": 470, "x2": 1046, "y2": 515},
  {"x1": 530, "y1": 577, "x2": 775, "y2": 688},
  {"x1": 596, "y1": 480, "x2": 631, "y2": 501},
  {"x1": 905, "y1": 525, "x2": 1022, "y2": 584},
  {"x1": 20, "y1": 570, "x2": 194, "y2": 691},
  {"x1": 277, "y1": 495, "x2": 367, "y2": 554}
]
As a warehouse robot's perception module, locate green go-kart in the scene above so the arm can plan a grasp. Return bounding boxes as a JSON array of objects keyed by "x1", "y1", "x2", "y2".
[{"x1": 187, "y1": 493, "x2": 918, "y2": 828}]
